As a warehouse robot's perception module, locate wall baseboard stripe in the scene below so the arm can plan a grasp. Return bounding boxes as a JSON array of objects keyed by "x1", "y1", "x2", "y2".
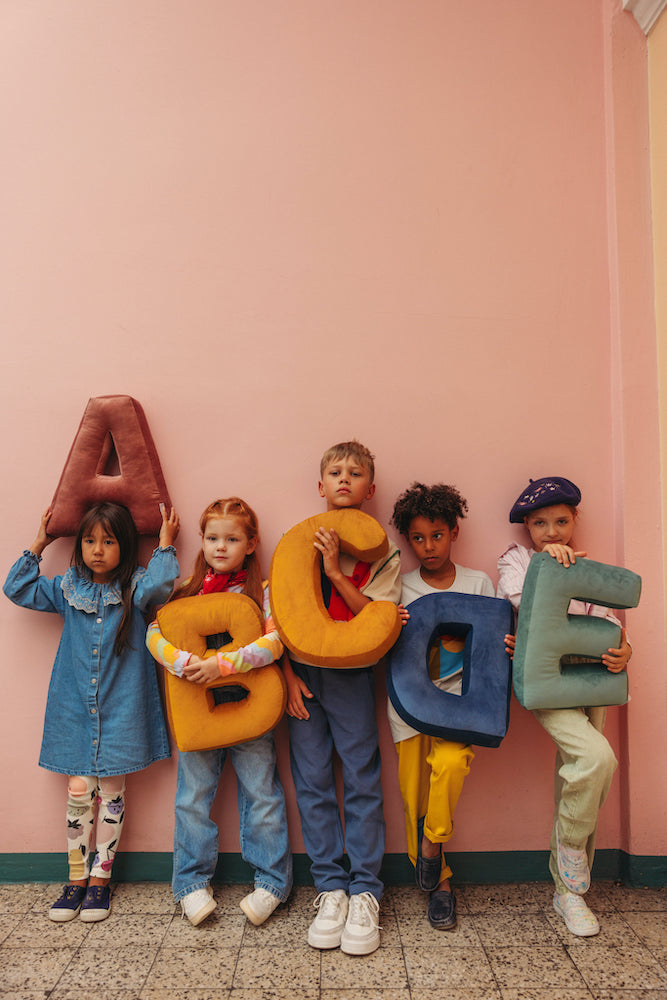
[{"x1": 1, "y1": 851, "x2": 665, "y2": 887}]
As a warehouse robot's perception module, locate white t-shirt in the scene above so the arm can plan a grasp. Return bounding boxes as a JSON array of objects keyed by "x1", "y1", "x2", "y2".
[{"x1": 387, "y1": 564, "x2": 494, "y2": 743}]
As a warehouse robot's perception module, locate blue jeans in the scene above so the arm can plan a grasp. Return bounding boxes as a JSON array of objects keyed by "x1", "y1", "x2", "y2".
[
  {"x1": 172, "y1": 733, "x2": 293, "y2": 902},
  {"x1": 287, "y1": 662, "x2": 385, "y2": 899}
]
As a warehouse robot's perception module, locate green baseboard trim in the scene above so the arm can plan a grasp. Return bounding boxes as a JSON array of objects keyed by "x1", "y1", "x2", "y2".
[{"x1": 1, "y1": 850, "x2": 665, "y2": 887}]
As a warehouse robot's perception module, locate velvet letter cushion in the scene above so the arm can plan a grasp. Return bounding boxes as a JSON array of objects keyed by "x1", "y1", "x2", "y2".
[
  {"x1": 386, "y1": 592, "x2": 513, "y2": 748},
  {"x1": 512, "y1": 553, "x2": 641, "y2": 710},
  {"x1": 269, "y1": 508, "x2": 401, "y2": 668},
  {"x1": 48, "y1": 395, "x2": 172, "y2": 537},
  {"x1": 157, "y1": 593, "x2": 287, "y2": 751}
]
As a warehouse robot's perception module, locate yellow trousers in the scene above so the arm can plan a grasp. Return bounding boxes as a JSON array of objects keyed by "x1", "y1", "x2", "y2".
[{"x1": 396, "y1": 734, "x2": 474, "y2": 883}]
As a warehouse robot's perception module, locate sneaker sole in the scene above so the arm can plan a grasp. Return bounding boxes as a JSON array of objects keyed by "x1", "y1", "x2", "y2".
[
  {"x1": 308, "y1": 925, "x2": 345, "y2": 949},
  {"x1": 185, "y1": 898, "x2": 216, "y2": 926},
  {"x1": 553, "y1": 896, "x2": 599, "y2": 937},
  {"x1": 340, "y1": 929, "x2": 380, "y2": 955},
  {"x1": 80, "y1": 904, "x2": 112, "y2": 923},
  {"x1": 240, "y1": 896, "x2": 278, "y2": 926},
  {"x1": 49, "y1": 906, "x2": 82, "y2": 923}
]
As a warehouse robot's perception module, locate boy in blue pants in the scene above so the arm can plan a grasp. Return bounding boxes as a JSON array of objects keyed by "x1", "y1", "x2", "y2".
[{"x1": 282, "y1": 441, "x2": 401, "y2": 955}]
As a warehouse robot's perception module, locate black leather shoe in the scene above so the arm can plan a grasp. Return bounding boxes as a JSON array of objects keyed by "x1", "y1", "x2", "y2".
[
  {"x1": 416, "y1": 847, "x2": 442, "y2": 892},
  {"x1": 428, "y1": 889, "x2": 457, "y2": 930}
]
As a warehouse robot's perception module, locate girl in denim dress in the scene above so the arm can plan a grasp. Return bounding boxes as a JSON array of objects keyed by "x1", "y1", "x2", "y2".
[
  {"x1": 146, "y1": 497, "x2": 292, "y2": 929},
  {"x1": 3, "y1": 502, "x2": 180, "y2": 922}
]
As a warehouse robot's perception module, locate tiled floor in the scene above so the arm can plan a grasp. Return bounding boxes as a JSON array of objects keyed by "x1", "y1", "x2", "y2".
[{"x1": 1, "y1": 880, "x2": 667, "y2": 999}]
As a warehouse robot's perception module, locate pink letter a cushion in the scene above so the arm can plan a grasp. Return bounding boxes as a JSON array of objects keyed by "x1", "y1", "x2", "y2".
[{"x1": 48, "y1": 395, "x2": 172, "y2": 537}]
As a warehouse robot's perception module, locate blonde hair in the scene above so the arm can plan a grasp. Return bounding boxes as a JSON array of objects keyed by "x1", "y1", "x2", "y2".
[
  {"x1": 319, "y1": 440, "x2": 375, "y2": 482},
  {"x1": 171, "y1": 498, "x2": 264, "y2": 609}
]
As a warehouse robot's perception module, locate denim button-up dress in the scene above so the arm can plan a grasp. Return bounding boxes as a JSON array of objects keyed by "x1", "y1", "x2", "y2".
[{"x1": 3, "y1": 546, "x2": 179, "y2": 777}]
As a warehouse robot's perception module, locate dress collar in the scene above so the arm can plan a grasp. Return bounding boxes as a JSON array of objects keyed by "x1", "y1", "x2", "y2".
[{"x1": 60, "y1": 567, "x2": 142, "y2": 611}]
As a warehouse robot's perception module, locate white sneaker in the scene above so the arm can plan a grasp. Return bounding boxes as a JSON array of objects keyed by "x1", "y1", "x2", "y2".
[
  {"x1": 553, "y1": 891, "x2": 600, "y2": 937},
  {"x1": 240, "y1": 887, "x2": 281, "y2": 925},
  {"x1": 307, "y1": 889, "x2": 349, "y2": 949},
  {"x1": 557, "y1": 832, "x2": 590, "y2": 895},
  {"x1": 181, "y1": 887, "x2": 216, "y2": 926},
  {"x1": 340, "y1": 892, "x2": 381, "y2": 955}
]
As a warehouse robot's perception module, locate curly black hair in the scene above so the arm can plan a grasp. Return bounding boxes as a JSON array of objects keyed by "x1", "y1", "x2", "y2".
[{"x1": 391, "y1": 482, "x2": 468, "y2": 535}]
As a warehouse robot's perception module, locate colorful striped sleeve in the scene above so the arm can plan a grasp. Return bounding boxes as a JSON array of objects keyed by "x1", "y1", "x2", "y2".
[
  {"x1": 145, "y1": 619, "x2": 192, "y2": 677},
  {"x1": 216, "y1": 583, "x2": 284, "y2": 676}
]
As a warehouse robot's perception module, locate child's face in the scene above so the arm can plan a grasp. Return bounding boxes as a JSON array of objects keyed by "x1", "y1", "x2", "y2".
[
  {"x1": 202, "y1": 516, "x2": 257, "y2": 575},
  {"x1": 407, "y1": 516, "x2": 458, "y2": 575},
  {"x1": 318, "y1": 456, "x2": 375, "y2": 511},
  {"x1": 81, "y1": 522, "x2": 121, "y2": 584},
  {"x1": 525, "y1": 503, "x2": 576, "y2": 551}
]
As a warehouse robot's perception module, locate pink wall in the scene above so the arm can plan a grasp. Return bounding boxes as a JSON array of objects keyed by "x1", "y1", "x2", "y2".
[{"x1": 1, "y1": 0, "x2": 664, "y2": 867}]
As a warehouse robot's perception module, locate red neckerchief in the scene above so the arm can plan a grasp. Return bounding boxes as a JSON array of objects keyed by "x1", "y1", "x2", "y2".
[
  {"x1": 198, "y1": 569, "x2": 247, "y2": 595},
  {"x1": 327, "y1": 560, "x2": 371, "y2": 621}
]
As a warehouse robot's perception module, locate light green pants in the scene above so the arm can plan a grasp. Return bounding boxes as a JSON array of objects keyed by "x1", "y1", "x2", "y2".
[{"x1": 532, "y1": 706, "x2": 617, "y2": 895}]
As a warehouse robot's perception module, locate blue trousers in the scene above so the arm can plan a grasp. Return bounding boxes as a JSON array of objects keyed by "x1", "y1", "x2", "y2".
[
  {"x1": 287, "y1": 662, "x2": 385, "y2": 899},
  {"x1": 172, "y1": 733, "x2": 293, "y2": 902}
]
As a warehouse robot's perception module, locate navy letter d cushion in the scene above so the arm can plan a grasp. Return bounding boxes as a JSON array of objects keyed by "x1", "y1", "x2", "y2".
[
  {"x1": 512, "y1": 553, "x2": 641, "y2": 711},
  {"x1": 386, "y1": 592, "x2": 513, "y2": 748}
]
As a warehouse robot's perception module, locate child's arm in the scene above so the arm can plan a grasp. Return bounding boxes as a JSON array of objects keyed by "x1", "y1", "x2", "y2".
[
  {"x1": 29, "y1": 508, "x2": 55, "y2": 558},
  {"x1": 282, "y1": 653, "x2": 314, "y2": 719},
  {"x1": 133, "y1": 506, "x2": 181, "y2": 610},
  {"x1": 145, "y1": 620, "x2": 193, "y2": 677},
  {"x1": 315, "y1": 527, "x2": 371, "y2": 616},
  {"x1": 158, "y1": 505, "x2": 180, "y2": 549},
  {"x1": 3, "y1": 509, "x2": 63, "y2": 613}
]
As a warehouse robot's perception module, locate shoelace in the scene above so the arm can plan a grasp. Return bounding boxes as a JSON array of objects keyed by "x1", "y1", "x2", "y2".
[
  {"x1": 313, "y1": 891, "x2": 344, "y2": 918},
  {"x1": 348, "y1": 892, "x2": 381, "y2": 928}
]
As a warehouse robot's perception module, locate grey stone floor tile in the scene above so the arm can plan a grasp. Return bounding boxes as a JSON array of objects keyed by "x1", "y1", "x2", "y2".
[
  {"x1": 320, "y1": 991, "x2": 411, "y2": 1000},
  {"x1": 592, "y1": 991, "x2": 667, "y2": 999},
  {"x1": 403, "y1": 944, "x2": 496, "y2": 990},
  {"x1": 499, "y1": 991, "x2": 593, "y2": 1000},
  {"x1": 0, "y1": 944, "x2": 77, "y2": 991},
  {"x1": 623, "y1": 911, "x2": 667, "y2": 949},
  {"x1": 233, "y1": 944, "x2": 321, "y2": 990},
  {"x1": 111, "y1": 880, "x2": 179, "y2": 915},
  {"x1": 56, "y1": 943, "x2": 160, "y2": 991},
  {"x1": 472, "y1": 909, "x2": 561, "y2": 947},
  {"x1": 2, "y1": 909, "x2": 90, "y2": 948},
  {"x1": 144, "y1": 945, "x2": 238, "y2": 991},
  {"x1": 458, "y1": 883, "x2": 544, "y2": 914},
  {"x1": 141, "y1": 992, "x2": 230, "y2": 1000},
  {"x1": 568, "y1": 942, "x2": 667, "y2": 992},
  {"x1": 321, "y1": 945, "x2": 408, "y2": 990},
  {"x1": 51, "y1": 991, "x2": 143, "y2": 1000},
  {"x1": 410, "y1": 991, "x2": 502, "y2": 1000},
  {"x1": 81, "y1": 911, "x2": 173, "y2": 949},
  {"x1": 165, "y1": 909, "x2": 246, "y2": 948},
  {"x1": 0, "y1": 882, "x2": 54, "y2": 913},
  {"x1": 485, "y1": 944, "x2": 585, "y2": 990},
  {"x1": 603, "y1": 885, "x2": 667, "y2": 912},
  {"x1": 398, "y1": 911, "x2": 481, "y2": 948}
]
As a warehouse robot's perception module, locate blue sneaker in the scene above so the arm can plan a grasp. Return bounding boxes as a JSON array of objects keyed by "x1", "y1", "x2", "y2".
[
  {"x1": 80, "y1": 884, "x2": 112, "y2": 922},
  {"x1": 49, "y1": 884, "x2": 87, "y2": 922}
]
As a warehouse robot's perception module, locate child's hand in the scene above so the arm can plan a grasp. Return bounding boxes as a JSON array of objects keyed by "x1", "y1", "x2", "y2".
[
  {"x1": 543, "y1": 544, "x2": 587, "y2": 567},
  {"x1": 182, "y1": 654, "x2": 220, "y2": 685},
  {"x1": 30, "y1": 508, "x2": 55, "y2": 557},
  {"x1": 504, "y1": 633, "x2": 516, "y2": 658},
  {"x1": 602, "y1": 627, "x2": 632, "y2": 673},
  {"x1": 158, "y1": 505, "x2": 180, "y2": 548},
  {"x1": 314, "y1": 526, "x2": 341, "y2": 580},
  {"x1": 282, "y1": 655, "x2": 313, "y2": 720},
  {"x1": 398, "y1": 604, "x2": 410, "y2": 626}
]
